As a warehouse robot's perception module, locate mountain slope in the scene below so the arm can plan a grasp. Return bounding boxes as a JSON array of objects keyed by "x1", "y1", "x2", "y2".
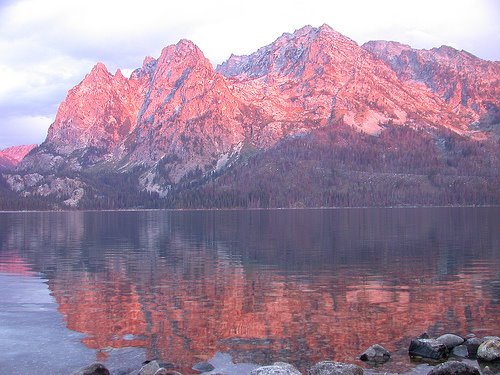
[
  {"x1": 362, "y1": 41, "x2": 500, "y2": 131},
  {"x1": 218, "y1": 25, "x2": 480, "y2": 136}
]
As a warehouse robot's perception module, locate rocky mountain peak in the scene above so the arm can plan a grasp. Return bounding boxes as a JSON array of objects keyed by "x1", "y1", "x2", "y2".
[
  {"x1": 217, "y1": 24, "x2": 357, "y2": 80},
  {"x1": 363, "y1": 40, "x2": 500, "y2": 117},
  {"x1": 0, "y1": 144, "x2": 37, "y2": 170}
]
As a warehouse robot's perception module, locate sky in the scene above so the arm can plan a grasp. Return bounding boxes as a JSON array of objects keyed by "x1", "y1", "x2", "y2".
[{"x1": 0, "y1": 0, "x2": 499, "y2": 149}]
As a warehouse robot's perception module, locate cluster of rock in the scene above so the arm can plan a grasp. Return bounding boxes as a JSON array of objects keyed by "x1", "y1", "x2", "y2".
[
  {"x1": 71, "y1": 334, "x2": 499, "y2": 375},
  {"x1": 409, "y1": 333, "x2": 500, "y2": 363}
]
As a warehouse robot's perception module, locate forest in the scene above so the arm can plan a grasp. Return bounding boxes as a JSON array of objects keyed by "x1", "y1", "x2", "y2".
[{"x1": 1, "y1": 124, "x2": 499, "y2": 210}]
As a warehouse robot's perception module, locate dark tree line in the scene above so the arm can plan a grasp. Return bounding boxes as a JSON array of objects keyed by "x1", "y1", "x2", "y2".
[{"x1": 1, "y1": 123, "x2": 499, "y2": 210}]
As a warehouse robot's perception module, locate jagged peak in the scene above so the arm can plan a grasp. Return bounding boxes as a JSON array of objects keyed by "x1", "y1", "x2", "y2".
[
  {"x1": 114, "y1": 69, "x2": 125, "y2": 79},
  {"x1": 143, "y1": 56, "x2": 156, "y2": 67},
  {"x1": 156, "y1": 38, "x2": 212, "y2": 72},
  {"x1": 364, "y1": 40, "x2": 482, "y2": 62},
  {"x1": 90, "y1": 62, "x2": 110, "y2": 75}
]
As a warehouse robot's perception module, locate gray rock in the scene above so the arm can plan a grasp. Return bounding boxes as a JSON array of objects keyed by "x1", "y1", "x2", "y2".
[
  {"x1": 436, "y1": 334, "x2": 465, "y2": 349},
  {"x1": 309, "y1": 361, "x2": 363, "y2": 375},
  {"x1": 359, "y1": 344, "x2": 391, "y2": 363},
  {"x1": 71, "y1": 363, "x2": 110, "y2": 375},
  {"x1": 427, "y1": 360, "x2": 480, "y2": 375},
  {"x1": 250, "y1": 362, "x2": 301, "y2": 375},
  {"x1": 464, "y1": 337, "x2": 484, "y2": 356},
  {"x1": 483, "y1": 336, "x2": 500, "y2": 341},
  {"x1": 451, "y1": 345, "x2": 469, "y2": 358},
  {"x1": 192, "y1": 361, "x2": 215, "y2": 372},
  {"x1": 477, "y1": 339, "x2": 500, "y2": 362},
  {"x1": 155, "y1": 370, "x2": 182, "y2": 375},
  {"x1": 139, "y1": 360, "x2": 161, "y2": 375},
  {"x1": 481, "y1": 366, "x2": 495, "y2": 375},
  {"x1": 409, "y1": 338, "x2": 449, "y2": 360}
]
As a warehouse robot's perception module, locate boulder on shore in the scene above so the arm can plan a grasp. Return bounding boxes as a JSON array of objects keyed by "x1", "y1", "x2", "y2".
[
  {"x1": 71, "y1": 363, "x2": 110, "y2": 375},
  {"x1": 359, "y1": 344, "x2": 391, "y2": 363},
  {"x1": 426, "y1": 360, "x2": 480, "y2": 375},
  {"x1": 250, "y1": 362, "x2": 301, "y2": 375},
  {"x1": 309, "y1": 361, "x2": 363, "y2": 375},
  {"x1": 451, "y1": 345, "x2": 469, "y2": 358},
  {"x1": 477, "y1": 339, "x2": 500, "y2": 362},
  {"x1": 464, "y1": 337, "x2": 484, "y2": 357},
  {"x1": 436, "y1": 334, "x2": 465, "y2": 350},
  {"x1": 192, "y1": 361, "x2": 215, "y2": 372},
  {"x1": 409, "y1": 338, "x2": 449, "y2": 360}
]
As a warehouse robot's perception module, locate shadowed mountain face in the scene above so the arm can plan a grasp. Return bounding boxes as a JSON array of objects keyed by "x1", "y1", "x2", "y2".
[
  {"x1": 3, "y1": 25, "x2": 499, "y2": 209},
  {"x1": 1, "y1": 209, "x2": 499, "y2": 373}
]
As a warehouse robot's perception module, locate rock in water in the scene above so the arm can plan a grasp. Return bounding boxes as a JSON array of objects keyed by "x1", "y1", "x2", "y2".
[
  {"x1": 250, "y1": 362, "x2": 301, "y2": 375},
  {"x1": 139, "y1": 360, "x2": 161, "y2": 375},
  {"x1": 409, "y1": 338, "x2": 449, "y2": 360},
  {"x1": 71, "y1": 363, "x2": 110, "y2": 375},
  {"x1": 452, "y1": 345, "x2": 469, "y2": 358},
  {"x1": 436, "y1": 334, "x2": 465, "y2": 350},
  {"x1": 427, "y1": 361, "x2": 480, "y2": 375},
  {"x1": 359, "y1": 344, "x2": 391, "y2": 363},
  {"x1": 192, "y1": 361, "x2": 215, "y2": 372},
  {"x1": 309, "y1": 361, "x2": 363, "y2": 375},
  {"x1": 477, "y1": 339, "x2": 500, "y2": 362}
]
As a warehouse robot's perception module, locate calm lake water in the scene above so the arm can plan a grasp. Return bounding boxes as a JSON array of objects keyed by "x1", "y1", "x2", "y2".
[{"x1": 0, "y1": 208, "x2": 499, "y2": 374}]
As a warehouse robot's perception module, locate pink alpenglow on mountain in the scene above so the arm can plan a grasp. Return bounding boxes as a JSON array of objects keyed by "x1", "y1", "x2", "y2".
[
  {"x1": 6, "y1": 24, "x2": 500, "y2": 208},
  {"x1": 0, "y1": 144, "x2": 37, "y2": 170}
]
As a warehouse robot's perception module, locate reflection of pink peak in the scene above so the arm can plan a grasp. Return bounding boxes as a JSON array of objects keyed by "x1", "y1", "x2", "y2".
[{"x1": 0, "y1": 253, "x2": 34, "y2": 276}]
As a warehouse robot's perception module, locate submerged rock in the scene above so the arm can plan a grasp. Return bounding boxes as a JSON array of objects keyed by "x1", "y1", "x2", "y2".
[
  {"x1": 309, "y1": 361, "x2": 363, "y2": 375},
  {"x1": 139, "y1": 360, "x2": 161, "y2": 375},
  {"x1": 359, "y1": 344, "x2": 391, "y2": 363},
  {"x1": 477, "y1": 339, "x2": 500, "y2": 362},
  {"x1": 155, "y1": 370, "x2": 181, "y2": 375},
  {"x1": 409, "y1": 338, "x2": 449, "y2": 360},
  {"x1": 71, "y1": 363, "x2": 110, "y2": 375},
  {"x1": 427, "y1": 360, "x2": 480, "y2": 375},
  {"x1": 436, "y1": 334, "x2": 465, "y2": 350},
  {"x1": 451, "y1": 345, "x2": 469, "y2": 358},
  {"x1": 250, "y1": 362, "x2": 301, "y2": 375},
  {"x1": 192, "y1": 361, "x2": 215, "y2": 372}
]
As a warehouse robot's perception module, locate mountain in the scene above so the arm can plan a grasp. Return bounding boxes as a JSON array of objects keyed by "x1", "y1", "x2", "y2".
[
  {"x1": 2, "y1": 25, "x2": 499, "y2": 209},
  {"x1": 0, "y1": 144, "x2": 36, "y2": 170},
  {"x1": 363, "y1": 40, "x2": 500, "y2": 136}
]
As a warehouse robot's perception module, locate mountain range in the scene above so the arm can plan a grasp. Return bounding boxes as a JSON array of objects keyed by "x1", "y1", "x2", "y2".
[{"x1": 1, "y1": 24, "x2": 499, "y2": 209}]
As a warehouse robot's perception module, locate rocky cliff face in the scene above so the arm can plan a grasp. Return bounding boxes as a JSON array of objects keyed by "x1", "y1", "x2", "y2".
[
  {"x1": 362, "y1": 41, "x2": 500, "y2": 125},
  {"x1": 0, "y1": 144, "x2": 36, "y2": 170},
  {"x1": 218, "y1": 25, "x2": 481, "y2": 137},
  {"x1": 6, "y1": 24, "x2": 500, "y2": 208}
]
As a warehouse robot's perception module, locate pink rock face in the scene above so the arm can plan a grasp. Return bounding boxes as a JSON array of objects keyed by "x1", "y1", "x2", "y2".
[
  {"x1": 123, "y1": 40, "x2": 246, "y2": 183},
  {"x1": 218, "y1": 24, "x2": 482, "y2": 139},
  {"x1": 24, "y1": 24, "x2": 499, "y2": 189},
  {"x1": 362, "y1": 40, "x2": 500, "y2": 117},
  {"x1": 46, "y1": 62, "x2": 149, "y2": 156},
  {"x1": 0, "y1": 144, "x2": 36, "y2": 170}
]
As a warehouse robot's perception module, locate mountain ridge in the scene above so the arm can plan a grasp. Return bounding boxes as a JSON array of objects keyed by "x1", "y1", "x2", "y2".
[{"x1": 3, "y1": 24, "x2": 499, "y2": 209}]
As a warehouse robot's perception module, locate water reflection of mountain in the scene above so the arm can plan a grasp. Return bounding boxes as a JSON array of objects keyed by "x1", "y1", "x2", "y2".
[{"x1": 0, "y1": 208, "x2": 499, "y2": 372}]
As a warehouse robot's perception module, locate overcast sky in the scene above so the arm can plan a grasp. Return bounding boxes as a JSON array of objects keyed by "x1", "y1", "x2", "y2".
[{"x1": 1, "y1": 0, "x2": 499, "y2": 149}]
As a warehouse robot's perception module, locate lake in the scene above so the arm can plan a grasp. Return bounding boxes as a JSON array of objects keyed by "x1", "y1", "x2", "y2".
[{"x1": 0, "y1": 208, "x2": 499, "y2": 374}]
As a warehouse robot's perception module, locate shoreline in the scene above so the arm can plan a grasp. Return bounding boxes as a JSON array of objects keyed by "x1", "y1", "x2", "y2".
[{"x1": 70, "y1": 334, "x2": 500, "y2": 375}]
